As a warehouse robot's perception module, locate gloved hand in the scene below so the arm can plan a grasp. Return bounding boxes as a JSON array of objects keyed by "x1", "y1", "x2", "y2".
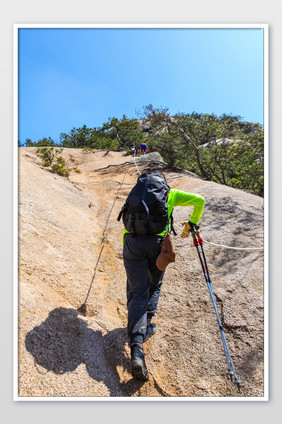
[{"x1": 180, "y1": 221, "x2": 191, "y2": 238}]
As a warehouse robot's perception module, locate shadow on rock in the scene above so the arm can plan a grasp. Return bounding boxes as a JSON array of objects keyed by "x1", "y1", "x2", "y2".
[{"x1": 25, "y1": 307, "x2": 145, "y2": 397}]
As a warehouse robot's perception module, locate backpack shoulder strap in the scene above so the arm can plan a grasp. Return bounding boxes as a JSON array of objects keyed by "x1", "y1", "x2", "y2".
[{"x1": 169, "y1": 209, "x2": 177, "y2": 235}]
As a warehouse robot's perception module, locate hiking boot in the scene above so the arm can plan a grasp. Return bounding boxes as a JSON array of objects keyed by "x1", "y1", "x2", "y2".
[
  {"x1": 130, "y1": 343, "x2": 148, "y2": 381},
  {"x1": 143, "y1": 323, "x2": 157, "y2": 343}
]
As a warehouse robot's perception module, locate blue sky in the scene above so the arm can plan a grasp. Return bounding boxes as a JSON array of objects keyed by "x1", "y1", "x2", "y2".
[{"x1": 18, "y1": 27, "x2": 265, "y2": 144}]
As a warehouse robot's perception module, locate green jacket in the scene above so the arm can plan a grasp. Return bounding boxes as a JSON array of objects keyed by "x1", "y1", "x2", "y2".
[{"x1": 122, "y1": 188, "x2": 205, "y2": 243}]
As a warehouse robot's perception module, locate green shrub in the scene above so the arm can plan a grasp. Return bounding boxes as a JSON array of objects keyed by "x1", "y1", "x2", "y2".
[
  {"x1": 36, "y1": 147, "x2": 72, "y2": 177},
  {"x1": 51, "y1": 156, "x2": 70, "y2": 177},
  {"x1": 36, "y1": 147, "x2": 63, "y2": 167}
]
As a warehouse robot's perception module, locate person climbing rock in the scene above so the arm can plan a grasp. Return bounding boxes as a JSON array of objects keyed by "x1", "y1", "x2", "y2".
[
  {"x1": 118, "y1": 170, "x2": 205, "y2": 381},
  {"x1": 138, "y1": 142, "x2": 149, "y2": 155},
  {"x1": 130, "y1": 142, "x2": 138, "y2": 156}
]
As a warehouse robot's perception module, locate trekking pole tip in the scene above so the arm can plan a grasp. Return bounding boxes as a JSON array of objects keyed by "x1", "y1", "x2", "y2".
[{"x1": 235, "y1": 379, "x2": 242, "y2": 392}]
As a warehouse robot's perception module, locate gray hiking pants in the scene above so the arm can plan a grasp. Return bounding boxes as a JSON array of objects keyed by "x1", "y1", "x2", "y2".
[{"x1": 123, "y1": 233, "x2": 165, "y2": 345}]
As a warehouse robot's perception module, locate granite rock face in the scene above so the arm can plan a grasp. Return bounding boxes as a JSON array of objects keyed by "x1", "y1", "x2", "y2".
[{"x1": 18, "y1": 147, "x2": 265, "y2": 398}]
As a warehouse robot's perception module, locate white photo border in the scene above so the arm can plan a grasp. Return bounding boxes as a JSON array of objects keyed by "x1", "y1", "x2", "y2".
[{"x1": 13, "y1": 23, "x2": 269, "y2": 402}]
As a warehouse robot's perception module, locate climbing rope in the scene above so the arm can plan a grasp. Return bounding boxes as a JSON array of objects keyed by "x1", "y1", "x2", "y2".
[
  {"x1": 201, "y1": 239, "x2": 264, "y2": 251},
  {"x1": 133, "y1": 153, "x2": 142, "y2": 175},
  {"x1": 78, "y1": 150, "x2": 146, "y2": 314},
  {"x1": 100, "y1": 172, "x2": 127, "y2": 243},
  {"x1": 174, "y1": 224, "x2": 264, "y2": 251},
  {"x1": 78, "y1": 172, "x2": 127, "y2": 314}
]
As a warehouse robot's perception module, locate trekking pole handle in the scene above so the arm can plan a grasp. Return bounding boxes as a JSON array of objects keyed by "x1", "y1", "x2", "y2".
[
  {"x1": 191, "y1": 229, "x2": 199, "y2": 246},
  {"x1": 188, "y1": 221, "x2": 199, "y2": 230},
  {"x1": 195, "y1": 227, "x2": 203, "y2": 246},
  {"x1": 188, "y1": 223, "x2": 203, "y2": 246},
  {"x1": 188, "y1": 221, "x2": 199, "y2": 247},
  {"x1": 188, "y1": 222, "x2": 199, "y2": 234}
]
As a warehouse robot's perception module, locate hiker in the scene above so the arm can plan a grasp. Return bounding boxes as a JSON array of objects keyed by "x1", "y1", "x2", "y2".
[
  {"x1": 138, "y1": 142, "x2": 149, "y2": 155},
  {"x1": 118, "y1": 171, "x2": 205, "y2": 381},
  {"x1": 130, "y1": 142, "x2": 138, "y2": 156}
]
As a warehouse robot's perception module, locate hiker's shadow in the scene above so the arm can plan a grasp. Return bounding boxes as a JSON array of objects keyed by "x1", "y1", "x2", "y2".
[{"x1": 25, "y1": 307, "x2": 145, "y2": 397}]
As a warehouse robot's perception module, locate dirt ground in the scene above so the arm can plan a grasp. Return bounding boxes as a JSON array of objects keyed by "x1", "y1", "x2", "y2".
[{"x1": 18, "y1": 147, "x2": 265, "y2": 398}]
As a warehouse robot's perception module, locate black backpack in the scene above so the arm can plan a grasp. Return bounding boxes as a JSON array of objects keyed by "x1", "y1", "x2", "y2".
[{"x1": 117, "y1": 171, "x2": 175, "y2": 235}]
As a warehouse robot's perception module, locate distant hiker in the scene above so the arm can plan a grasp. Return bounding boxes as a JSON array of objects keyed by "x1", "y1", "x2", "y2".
[
  {"x1": 139, "y1": 142, "x2": 149, "y2": 155},
  {"x1": 117, "y1": 171, "x2": 205, "y2": 381},
  {"x1": 130, "y1": 142, "x2": 138, "y2": 157}
]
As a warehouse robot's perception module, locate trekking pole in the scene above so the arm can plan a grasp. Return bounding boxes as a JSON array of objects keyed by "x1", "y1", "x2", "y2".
[
  {"x1": 190, "y1": 225, "x2": 241, "y2": 391},
  {"x1": 194, "y1": 228, "x2": 235, "y2": 379},
  {"x1": 190, "y1": 228, "x2": 233, "y2": 378}
]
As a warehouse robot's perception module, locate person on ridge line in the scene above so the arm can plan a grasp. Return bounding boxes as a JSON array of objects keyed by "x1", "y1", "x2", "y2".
[
  {"x1": 139, "y1": 142, "x2": 149, "y2": 155},
  {"x1": 119, "y1": 170, "x2": 205, "y2": 381},
  {"x1": 130, "y1": 142, "x2": 138, "y2": 156}
]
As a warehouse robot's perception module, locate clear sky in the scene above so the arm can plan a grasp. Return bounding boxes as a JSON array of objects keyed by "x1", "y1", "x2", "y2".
[{"x1": 18, "y1": 27, "x2": 265, "y2": 144}]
